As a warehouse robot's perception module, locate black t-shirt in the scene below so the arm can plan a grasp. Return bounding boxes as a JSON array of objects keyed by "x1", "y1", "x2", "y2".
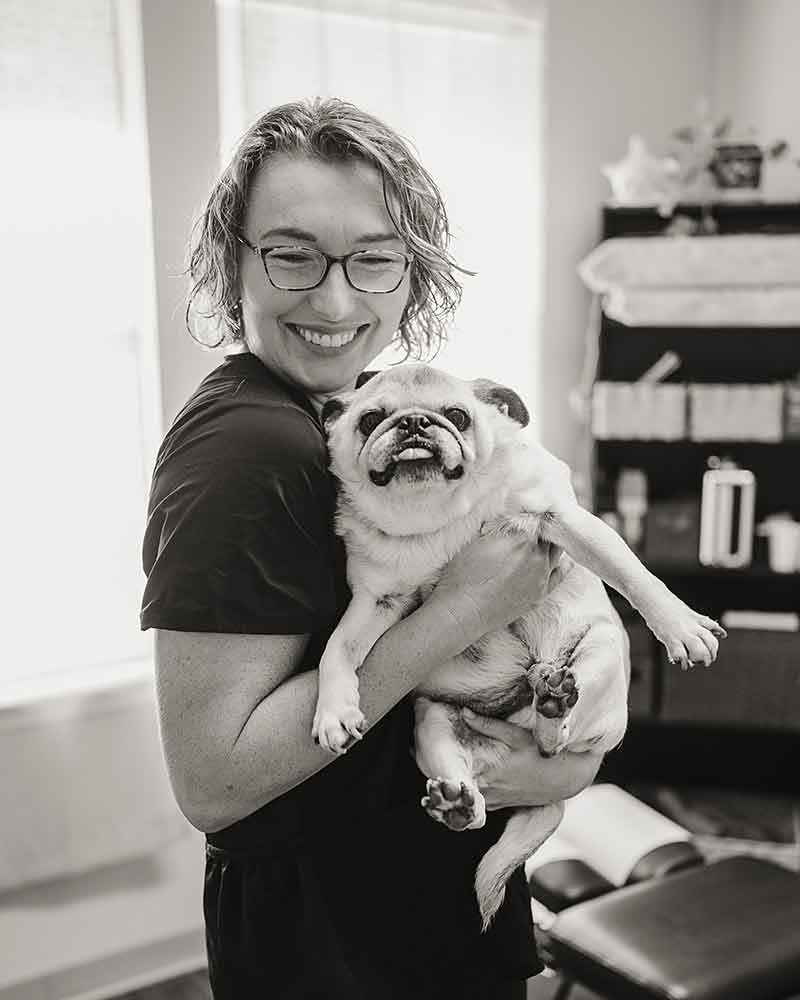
[{"x1": 141, "y1": 353, "x2": 541, "y2": 992}]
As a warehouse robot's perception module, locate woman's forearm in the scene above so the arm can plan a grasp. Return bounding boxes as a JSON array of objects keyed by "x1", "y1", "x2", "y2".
[
  {"x1": 199, "y1": 591, "x2": 489, "y2": 831},
  {"x1": 184, "y1": 536, "x2": 557, "y2": 832}
]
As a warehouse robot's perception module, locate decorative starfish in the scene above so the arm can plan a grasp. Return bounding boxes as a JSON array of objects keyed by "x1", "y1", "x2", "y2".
[{"x1": 602, "y1": 134, "x2": 682, "y2": 216}]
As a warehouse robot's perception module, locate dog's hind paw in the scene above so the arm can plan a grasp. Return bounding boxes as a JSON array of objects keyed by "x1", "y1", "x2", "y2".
[
  {"x1": 533, "y1": 667, "x2": 578, "y2": 757},
  {"x1": 534, "y1": 667, "x2": 579, "y2": 719},
  {"x1": 421, "y1": 777, "x2": 486, "y2": 831}
]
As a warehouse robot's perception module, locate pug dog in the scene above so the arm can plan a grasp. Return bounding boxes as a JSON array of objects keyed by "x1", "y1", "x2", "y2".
[{"x1": 312, "y1": 364, "x2": 724, "y2": 927}]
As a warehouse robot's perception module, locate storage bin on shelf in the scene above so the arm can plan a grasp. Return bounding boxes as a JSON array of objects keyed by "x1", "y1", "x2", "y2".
[{"x1": 592, "y1": 381, "x2": 790, "y2": 441}]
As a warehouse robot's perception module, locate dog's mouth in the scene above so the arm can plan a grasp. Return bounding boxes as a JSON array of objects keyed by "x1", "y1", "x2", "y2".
[
  {"x1": 369, "y1": 434, "x2": 464, "y2": 487},
  {"x1": 395, "y1": 435, "x2": 436, "y2": 461}
]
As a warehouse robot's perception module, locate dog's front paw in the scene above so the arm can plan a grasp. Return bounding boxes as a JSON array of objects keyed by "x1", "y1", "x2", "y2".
[
  {"x1": 645, "y1": 596, "x2": 726, "y2": 671},
  {"x1": 312, "y1": 697, "x2": 367, "y2": 755},
  {"x1": 421, "y1": 777, "x2": 486, "y2": 831}
]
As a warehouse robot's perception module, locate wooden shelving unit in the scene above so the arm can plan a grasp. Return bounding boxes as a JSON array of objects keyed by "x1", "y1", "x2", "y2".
[{"x1": 591, "y1": 201, "x2": 800, "y2": 793}]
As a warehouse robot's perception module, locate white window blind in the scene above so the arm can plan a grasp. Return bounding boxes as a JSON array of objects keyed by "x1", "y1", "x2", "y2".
[
  {"x1": 1, "y1": 0, "x2": 155, "y2": 694},
  {"x1": 217, "y1": 0, "x2": 543, "y2": 412}
]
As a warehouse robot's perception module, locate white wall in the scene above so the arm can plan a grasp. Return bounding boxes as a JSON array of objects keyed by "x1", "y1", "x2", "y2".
[
  {"x1": 0, "y1": 4, "x2": 215, "y2": 996},
  {"x1": 539, "y1": 0, "x2": 716, "y2": 489},
  {"x1": 141, "y1": 0, "x2": 222, "y2": 432},
  {"x1": 712, "y1": 0, "x2": 800, "y2": 201}
]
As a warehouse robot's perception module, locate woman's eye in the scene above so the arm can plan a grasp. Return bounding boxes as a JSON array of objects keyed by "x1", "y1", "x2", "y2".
[
  {"x1": 444, "y1": 407, "x2": 470, "y2": 431},
  {"x1": 358, "y1": 410, "x2": 385, "y2": 436}
]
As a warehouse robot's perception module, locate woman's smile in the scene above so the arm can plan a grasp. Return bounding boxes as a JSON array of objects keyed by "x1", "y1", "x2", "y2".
[{"x1": 283, "y1": 320, "x2": 372, "y2": 349}]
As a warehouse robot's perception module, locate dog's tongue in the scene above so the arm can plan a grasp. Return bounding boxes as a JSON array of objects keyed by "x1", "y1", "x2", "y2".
[{"x1": 396, "y1": 447, "x2": 434, "y2": 460}]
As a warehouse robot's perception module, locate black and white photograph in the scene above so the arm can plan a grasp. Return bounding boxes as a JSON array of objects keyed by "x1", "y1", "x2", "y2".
[{"x1": 2, "y1": 1, "x2": 800, "y2": 998}]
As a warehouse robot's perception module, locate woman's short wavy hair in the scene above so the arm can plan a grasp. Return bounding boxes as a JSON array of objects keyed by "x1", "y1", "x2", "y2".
[{"x1": 186, "y1": 97, "x2": 469, "y2": 359}]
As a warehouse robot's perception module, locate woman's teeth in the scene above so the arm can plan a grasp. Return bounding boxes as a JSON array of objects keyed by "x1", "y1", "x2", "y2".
[{"x1": 291, "y1": 324, "x2": 359, "y2": 348}]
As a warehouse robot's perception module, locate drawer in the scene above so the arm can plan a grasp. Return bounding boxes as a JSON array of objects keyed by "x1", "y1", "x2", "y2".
[{"x1": 660, "y1": 628, "x2": 800, "y2": 729}]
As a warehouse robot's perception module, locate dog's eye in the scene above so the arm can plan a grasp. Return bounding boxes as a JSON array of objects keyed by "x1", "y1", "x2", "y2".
[
  {"x1": 444, "y1": 407, "x2": 470, "y2": 431},
  {"x1": 358, "y1": 410, "x2": 385, "y2": 436}
]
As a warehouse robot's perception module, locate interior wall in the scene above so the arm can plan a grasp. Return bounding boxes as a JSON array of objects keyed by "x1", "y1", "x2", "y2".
[
  {"x1": 712, "y1": 0, "x2": 800, "y2": 201},
  {"x1": 141, "y1": 0, "x2": 222, "y2": 432},
  {"x1": 539, "y1": 0, "x2": 716, "y2": 484}
]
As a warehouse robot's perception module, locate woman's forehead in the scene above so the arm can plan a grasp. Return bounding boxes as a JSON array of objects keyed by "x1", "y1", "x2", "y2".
[{"x1": 245, "y1": 154, "x2": 401, "y2": 243}]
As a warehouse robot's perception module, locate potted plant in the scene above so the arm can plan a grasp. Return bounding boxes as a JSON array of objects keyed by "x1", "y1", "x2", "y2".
[{"x1": 671, "y1": 107, "x2": 794, "y2": 194}]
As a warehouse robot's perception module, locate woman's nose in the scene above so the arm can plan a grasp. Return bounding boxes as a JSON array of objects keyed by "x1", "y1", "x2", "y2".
[{"x1": 307, "y1": 261, "x2": 358, "y2": 319}]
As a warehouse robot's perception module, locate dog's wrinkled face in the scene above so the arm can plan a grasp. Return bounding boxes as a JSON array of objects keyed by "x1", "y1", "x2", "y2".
[{"x1": 322, "y1": 365, "x2": 529, "y2": 524}]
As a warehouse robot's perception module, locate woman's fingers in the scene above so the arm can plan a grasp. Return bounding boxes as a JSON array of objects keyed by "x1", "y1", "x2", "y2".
[{"x1": 461, "y1": 708, "x2": 534, "y2": 749}]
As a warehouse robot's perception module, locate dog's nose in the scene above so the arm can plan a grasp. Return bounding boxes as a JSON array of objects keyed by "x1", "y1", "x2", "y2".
[{"x1": 398, "y1": 414, "x2": 430, "y2": 434}]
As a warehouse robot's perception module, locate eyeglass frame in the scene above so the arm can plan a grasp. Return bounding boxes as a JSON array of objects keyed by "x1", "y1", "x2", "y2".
[{"x1": 236, "y1": 235, "x2": 413, "y2": 294}]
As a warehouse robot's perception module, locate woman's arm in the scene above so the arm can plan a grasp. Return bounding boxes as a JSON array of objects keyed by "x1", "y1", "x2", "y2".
[{"x1": 156, "y1": 535, "x2": 561, "y2": 833}]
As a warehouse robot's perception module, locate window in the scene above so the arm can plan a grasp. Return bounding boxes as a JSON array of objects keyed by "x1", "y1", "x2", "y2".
[
  {"x1": 1, "y1": 0, "x2": 156, "y2": 694},
  {"x1": 217, "y1": 0, "x2": 544, "y2": 410}
]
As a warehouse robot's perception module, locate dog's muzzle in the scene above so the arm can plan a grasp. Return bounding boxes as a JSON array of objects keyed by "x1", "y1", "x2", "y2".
[{"x1": 367, "y1": 414, "x2": 465, "y2": 487}]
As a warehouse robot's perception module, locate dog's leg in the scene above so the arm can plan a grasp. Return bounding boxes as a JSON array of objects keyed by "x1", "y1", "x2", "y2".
[
  {"x1": 530, "y1": 658, "x2": 580, "y2": 757},
  {"x1": 542, "y1": 504, "x2": 724, "y2": 670},
  {"x1": 313, "y1": 589, "x2": 411, "y2": 754},
  {"x1": 559, "y1": 617, "x2": 630, "y2": 755},
  {"x1": 475, "y1": 803, "x2": 564, "y2": 930},
  {"x1": 414, "y1": 698, "x2": 487, "y2": 831}
]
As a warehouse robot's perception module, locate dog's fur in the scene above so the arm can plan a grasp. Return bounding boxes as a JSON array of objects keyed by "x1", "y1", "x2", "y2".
[{"x1": 312, "y1": 364, "x2": 723, "y2": 927}]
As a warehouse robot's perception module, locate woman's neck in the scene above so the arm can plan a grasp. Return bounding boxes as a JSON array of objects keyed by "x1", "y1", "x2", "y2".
[{"x1": 225, "y1": 345, "x2": 354, "y2": 418}]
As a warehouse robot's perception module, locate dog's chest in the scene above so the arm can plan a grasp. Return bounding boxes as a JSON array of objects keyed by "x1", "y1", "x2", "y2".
[
  {"x1": 336, "y1": 484, "x2": 516, "y2": 595},
  {"x1": 340, "y1": 515, "x2": 477, "y2": 594}
]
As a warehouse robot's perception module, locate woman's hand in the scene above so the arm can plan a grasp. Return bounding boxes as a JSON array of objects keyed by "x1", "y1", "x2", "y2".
[
  {"x1": 432, "y1": 536, "x2": 563, "y2": 646},
  {"x1": 461, "y1": 710, "x2": 603, "y2": 810}
]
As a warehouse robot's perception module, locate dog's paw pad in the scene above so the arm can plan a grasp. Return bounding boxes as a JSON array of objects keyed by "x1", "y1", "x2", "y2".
[
  {"x1": 535, "y1": 668, "x2": 579, "y2": 719},
  {"x1": 421, "y1": 777, "x2": 485, "y2": 831}
]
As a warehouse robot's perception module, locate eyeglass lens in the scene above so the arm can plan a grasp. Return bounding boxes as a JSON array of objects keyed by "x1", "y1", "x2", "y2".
[{"x1": 264, "y1": 248, "x2": 407, "y2": 292}]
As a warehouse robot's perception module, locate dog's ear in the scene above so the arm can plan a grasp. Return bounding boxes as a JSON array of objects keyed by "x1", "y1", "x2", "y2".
[
  {"x1": 320, "y1": 396, "x2": 349, "y2": 435},
  {"x1": 470, "y1": 379, "x2": 529, "y2": 427}
]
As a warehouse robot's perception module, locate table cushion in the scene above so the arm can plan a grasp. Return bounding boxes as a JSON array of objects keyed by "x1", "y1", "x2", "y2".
[{"x1": 547, "y1": 857, "x2": 800, "y2": 1000}]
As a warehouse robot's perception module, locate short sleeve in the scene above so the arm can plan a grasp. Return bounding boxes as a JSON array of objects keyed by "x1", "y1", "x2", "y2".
[{"x1": 141, "y1": 399, "x2": 339, "y2": 635}]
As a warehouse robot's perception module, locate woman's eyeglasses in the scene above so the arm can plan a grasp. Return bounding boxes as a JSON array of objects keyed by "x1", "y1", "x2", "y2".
[{"x1": 237, "y1": 236, "x2": 412, "y2": 294}]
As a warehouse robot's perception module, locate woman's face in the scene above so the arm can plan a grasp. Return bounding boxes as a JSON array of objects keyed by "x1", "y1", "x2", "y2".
[{"x1": 238, "y1": 155, "x2": 411, "y2": 402}]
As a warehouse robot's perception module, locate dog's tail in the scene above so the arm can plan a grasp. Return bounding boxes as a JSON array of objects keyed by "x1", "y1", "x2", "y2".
[{"x1": 475, "y1": 802, "x2": 564, "y2": 931}]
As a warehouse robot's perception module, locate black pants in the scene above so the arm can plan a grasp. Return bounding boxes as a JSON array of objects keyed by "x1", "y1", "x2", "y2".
[{"x1": 205, "y1": 844, "x2": 531, "y2": 1000}]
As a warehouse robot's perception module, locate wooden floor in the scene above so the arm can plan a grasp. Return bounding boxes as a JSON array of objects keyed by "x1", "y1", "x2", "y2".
[
  {"x1": 114, "y1": 971, "x2": 212, "y2": 1000},
  {"x1": 111, "y1": 969, "x2": 601, "y2": 1000}
]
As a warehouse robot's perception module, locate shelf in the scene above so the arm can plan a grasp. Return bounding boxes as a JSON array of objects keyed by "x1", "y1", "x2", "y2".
[
  {"x1": 605, "y1": 564, "x2": 800, "y2": 616},
  {"x1": 594, "y1": 438, "x2": 798, "y2": 447},
  {"x1": 644, "y1": 561, "x2": 799, "y2": 580},
  {"x1": 599, "y1": 719, "x2": 800, "y2": 794},
  {"x1": 594, "y1": 202, "x2": 800, "y2": 786},
  {"x1": 602, "y1": 200, "x2": 800, "y2": 238}
]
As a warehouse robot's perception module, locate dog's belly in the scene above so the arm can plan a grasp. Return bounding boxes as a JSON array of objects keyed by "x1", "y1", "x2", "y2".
[
  {"x1": 415, "y1": 559, "x2": 628, "y2": 741},
  {"x1": 415, "y1": 624, "x2": 534, "y2": 719},
  {"x1": 418, "y1": 670, "x2": 534, "y2": 720}
]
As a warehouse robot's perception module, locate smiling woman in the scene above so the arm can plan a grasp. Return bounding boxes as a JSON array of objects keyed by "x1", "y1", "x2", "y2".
[{"x1": 141, "y1": 98, "x2": 562, "y2": 999}]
